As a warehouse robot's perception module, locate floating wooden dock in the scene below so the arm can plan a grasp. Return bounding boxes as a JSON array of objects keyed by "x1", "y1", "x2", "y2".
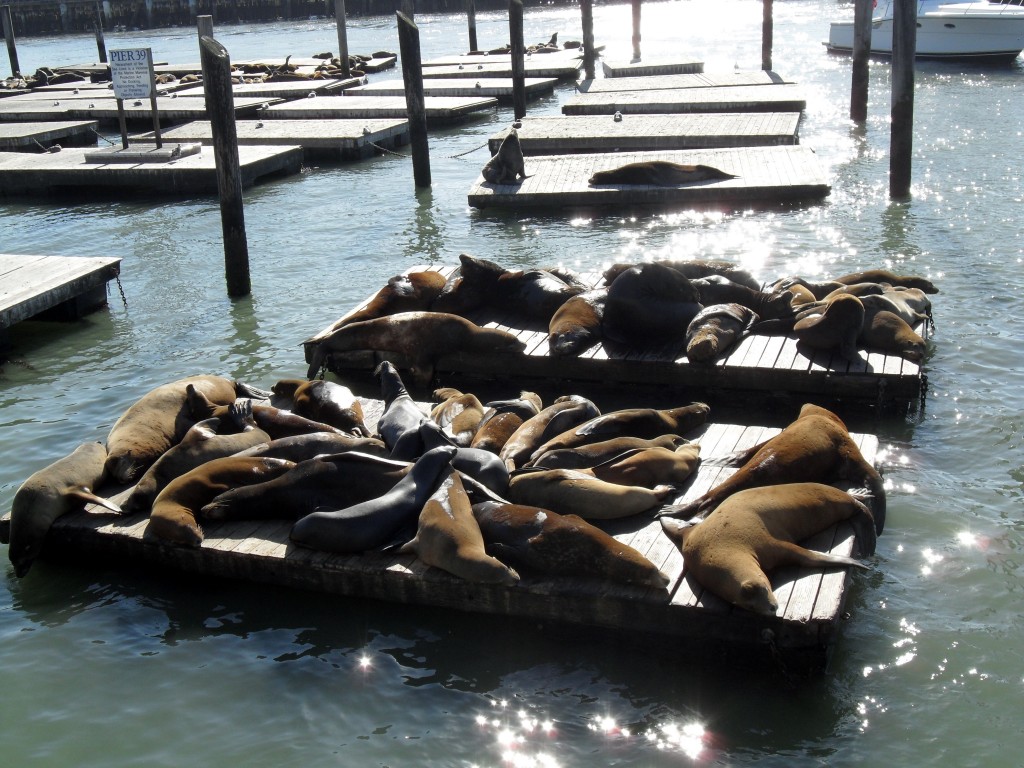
[
  {"x1": 422, "y1": 58, "x2": 583, "y2": 80},
  {"x1": 576, "y1": 70, "x2": 793, "y2": 94},
  {"x1": 0, "y1": 144, "x2": 302, "y2": 196},
  {"x1": 488, "y1": 113, "x2": 801, "y2": 155},
  {"x1": 601, "y1": 57, "x2": 704, "y2": 77},
  {"x1": 0, "y1": 253, "x2": 121, "y2": 333},
  {"x1": 562, "y1": 84, "x2": 807, "y2": 115},
  {"x1": 310, "y1": 264, "x2": 923, "y2": 406},
  {"x1": 131, "y1": 118, "x2": 409, "y2": 160},
  {"x1": 344, "y1": 77, "x2": 558, "y2": 104},
  {"x1": 0, "y1": 96, "x2": 279, "y2": 125},
  {"x1": 0, "y1": 405, "x2": 881, "y2": 672},
  {"x1": 0, "y1": 120, "x2": 99, "y2": 151},
  {"x1": 423, "y1": 50, "x2": 584, "y2": 69},
  {"x1": 172, "y1": 77, "x2": 361, "y2": 100},
  {"x1": 467, "y1": 146, "x2": 830, "y2": 212},
  {"x1": 263, "y1": 95, "x2": 498, "y2": 125}
]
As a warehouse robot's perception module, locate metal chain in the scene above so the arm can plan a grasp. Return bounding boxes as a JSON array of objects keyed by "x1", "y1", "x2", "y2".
[
  {"x1": 113, "y1": 273, "x2": 128, "y2": 309},
  {"x1": 91, "y1": 126, "x2": 118, "y2": 146},
  {"x1": 365, "y1": 138, "x2": 489, "y2": 161},
  {"x1": 31, "y1": 137, "x2": 61, "y2": 153},
  {"x1": 367, "y1": 139, "x2": 410, "y2": 158},
  {"x1": 447, "y1": 140, "x2": 489, "y2": 159}
]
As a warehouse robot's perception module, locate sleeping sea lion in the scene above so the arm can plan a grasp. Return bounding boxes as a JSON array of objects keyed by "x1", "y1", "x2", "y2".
[
  {"x1": 602, "y1": 262, "x2": 703, "y2": 347},
  {"x1": 508, "y1": 469, "x2": 673, "y2": 520},
  {"x1": 859, "y1": 309, "x2": 927, "y2": 361},
  {"x1": 233, "y1": 432, "x2": 388, "y2": 462},
  {"x1": 660, "y1": 483, "x2": 876, "y2": 616},
  {"x1": 470, "y1": 392, "x2": 543, "y2": 455},
  {"x1": 604, "y1": 260, "x2": 761, "y2": 292},
  {"x1": 792, "y1": 293, "x2": 865, "y2": 360},
  {"x1": 271, "y1": 379, "x2": 370, "y2": 436},
  {"x1": 481, "y1": 128, "x2": 528, "y2": 184},
  {"x1": 187, "y1": 388, "x2": 349, "y2": 439},
  {"x1": 685, "y1": 303, "x2": 759, "y2": 362},
  {"x1": 833, "y1": 269, "x2": 938, "y2": 294},
  {"x1": 692, "y1": 276, "x2": 794, "y2": 320},
  {"x1": 430, "y1": 387, "x2": 485, "y2": 446},
  {"x1": 588, "y1": 160, "x2": 736, "y2": 187},
  {"x1": 547, "y1": 288, "x2": 606, "y2": 358},
  {"x1": 530, "y1": 434, "x2": 689, "y2": 469},
  {"x1": 499, "y1": 395, "x2": 601, "y2": 471},
  {"x1": 581, "y1": 444, "x2": 701, "y2": 489}
]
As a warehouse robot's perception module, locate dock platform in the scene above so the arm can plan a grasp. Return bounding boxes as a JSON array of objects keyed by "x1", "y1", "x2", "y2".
[
  {"x1": 0, "y1": 120, "x2": 99, "y2": 151},
  {"x1": 422, "y1": 59, "x2": 584, "y2": 80},
  {"x1": 562, "y1": 84, "x2": 807, "y2": 115},
  {"x1": 488, "y1": 113, "x2": 801, "y2": 155},
  {"x1": 0, "y1": 96, "x2": 279, "y2": 125},
  {"x1": 0, "y1": 253, "x2": 121, "y2": 332},
  {"x1": 576, "y1": 70, "x2": 792, "y2": 93},
  {"x1": 344, "y1": 77, "x2": 558, "y2": 104},
  {"x1": 262, "y1": 95, "x2": 498, "y2": 125},
  {"x1": 601, "y1": 57, "x2": 704, "y2": 77},
  {"x1": 0, "y1": 405, "x2": 880, "y2": 672},
  {"x1": 0, "y1": 144, "x2": 302, "y2": 196},
  {"x1": 172, "y1": 77, "x2": 361, "y2": 101},
  {"x1": 467, "y1": 146, "x2": 830, "y2": 211}
]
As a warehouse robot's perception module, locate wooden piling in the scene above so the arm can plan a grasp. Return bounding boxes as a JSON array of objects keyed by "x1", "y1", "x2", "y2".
[
  {"x1": 466, "y1": 0, "x2": 478, "y2": 53},
  {"x1": 197, "y1": 15, "x2": 213, "y2": 101},
  {"x1": 2, "y1": 5, "x2": 20, "y2": 77},
  {"x1": 889, "y1": 0, "x2": 915, "y2": 199},
  {"x1": 581, "y1": 0, "x2": 596, "y2": 80},
  {"x1": 509, "y1": 0, "x2": 526, "y2": 121},
  {"x1": 397, "y1": 11, "x2": 431, "y2": 188},
  {"x1": 631, "y1": 0, "x2": 641, "y2": 62},
  {"x1": 850, "y1": 0, "x2": 872, "y2": 123},
  {"x1": 199, "y1": 35, "x2": 251, "y2": 297},
  {"x1": 761, "y1": 0, "x2": 773, "y2": 72},
  {"x1": 94, "y1": 3, "x2": 107, "y2": 64},
  {"x1": 334, "y1": 0, "x2": 351, "y2": 78}
]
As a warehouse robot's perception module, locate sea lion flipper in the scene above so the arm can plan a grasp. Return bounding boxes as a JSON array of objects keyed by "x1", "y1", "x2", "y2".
[
  {"x1": 659, "y1": 516, "x2": 696, "y2": 547},
  {"x1": 775, "y1": 541, "x2": 870, "y2": 570},
  {"x1": 234, "y1": 380, "x2": 272, "y2": 401},
  {"x1": 67, "y1": 486, "x2": 122, "y2": 514}
]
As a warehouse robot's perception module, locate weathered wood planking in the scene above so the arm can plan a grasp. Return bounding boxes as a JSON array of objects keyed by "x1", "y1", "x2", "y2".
[
  {"x1": 171, "y1": 77, "x2": 361, "y2": 100},
  {"x1": 310, "y1": 265, "x2": 924, "y2": 404},
  {"x1": 562, "y1": 84, "x2": 807, "y2": 115},
  {"x1": 423, "y1": 50, "x2": 585, "y2": 68},
  {"x1": 344, "y1": 77, "x2": 558, "y2": 103},
  {"x1": 0, "y1": 96, "x2": 279, "y2": 124},
  {"x1": 0, "y1": 120, "x2": 99, "y2": 150},
  {"x1": 488, "y1": 113, "x2": 801, "y2": 155},
  {"x1": 422, "y1": 58, "x2": 584, "y2": 80},
  {"x1": 601, "y1": 58, "x2": 705, "y2": 77},
  {"x1": 0, "y1": 144, "x2": 302, "y2": 196},
  {"x1": 467, "y1": 146, "x2": 830, "y2": 211},
  {"x1": 0, "y1": 419, "x2": 880, "y2": 672},
  {"x1": 0, "y1": 253, "x2": 121, "y2": 329},
  {"x1": 577, "y1": 69, "x2": 792, "y2": 93},
  {"x1": 262, "y1": 95, "x2": 498, "y2": 125},
  {"x1": 130, "y1": 118, "x2": 410, "y2": 160}
]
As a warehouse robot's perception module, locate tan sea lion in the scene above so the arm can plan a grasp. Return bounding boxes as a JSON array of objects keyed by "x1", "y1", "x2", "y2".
[
  {"x1": 792, "y1": 293, "x2": 865, "y2": 360},
  {"x1": 304, "y1": 311, "x2": 526, "y2": 385},
  {"x1": 547, "y1": 288, "x2": 606, "y2": 358},
  {"x1": 8, "y1": 442, "x2": 121, "y2": 577},
  {"x1": 588, "y1": 161, "x2": 736, "y2": 187},
  {"x1": 472, "y1": 501, "x2": 670, "y2": 590},
  {"x1": 271, "y1": 378, "x2": 370, "y2": 436},
  {"x1": 508, "y1": 469, "x2": 673, "y2": 519},
  {"x1": 582, "y1": 444, "x2": 701, "y2": 489},
  {"x1": 833, "y1": 269, "x2": 938, "y2": 294},
  {"x1": 499, "y1": 395, "x2": 601, "y2": 471},
  {"x1": 481, "y1": 128, "x2": 528, "y2": 184},
  {"x1": 187, "y1": 387, "x2": 349, "y2": 439},
  {"x1": 685, "y1": 303, "x2": 759, "y2": 362},
  {"x1": 401, "y1": 470, "x2": 520, "y2": 584},
  {"x1": 470, "y1": 392, "x2": 543, "y2": 454},
  {"x1": 660, "y1": 403, "x2": 886, "y2": 532},
  {"x1": 144, "y1": 456, "x2": 296, "y2": 547},
  {"x1": 530, "y1": 434, "x2": 689, "y2": 469},
  {"x1": 660, "y1": 483, "x2": 877, "y2": 616},
  {"x1": 859, "y1": 309, "x2": 927, "y2": 361},
  {"x1": 430, "y1": 387, "x2": 485, "y2": 447}
]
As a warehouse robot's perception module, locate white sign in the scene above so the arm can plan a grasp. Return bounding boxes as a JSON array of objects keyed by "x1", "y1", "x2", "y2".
[{"x1": 110, "y1": 48, "x2": 155, "y2": 100}]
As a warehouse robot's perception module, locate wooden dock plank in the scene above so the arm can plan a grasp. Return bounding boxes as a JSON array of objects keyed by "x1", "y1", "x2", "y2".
[
  {"x1": 577, "y1": 70, "x2": 793, "y2": 94},
  {"x1": 422, "y1": 50, "x2": 585, "y2": 68},
  {"x1": 0, "y1": 120, "x2": 99, "y2": 150},
  {"x1": 171, "y1": 77, "x2": 361, "y2": 100},
  {"x1": 601, "y1": 58, "x2": 704, "y2": 77},
  {"x1": 344, "y1": 77, "x2": 557, "y2": 103},
  {"x1": 0, "y1": 253, "x2": 121, "y2": 329},
  {"x1": 262, "y1": 95, "x2": 498, "y2": 124},
  {"x1": 561, "y1": 84, "x2": 807, "y2": 115},
  {"x1": 422, "y1": 59, "x2": 583, "y2": 80},
  {"x1": 0, "y1": 96, "x2": 279, "y2": 124}
]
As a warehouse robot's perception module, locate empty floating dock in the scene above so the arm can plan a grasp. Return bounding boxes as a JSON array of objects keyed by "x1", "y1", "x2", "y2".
[
  {"x1": 0, "y1": 120, "x2": 99, "y2": 151},
  {"x1": 263, "y1": 95, "x2": 498, "y2": 124},
  {"x1": 0, "y1": 96, "x2": 278, "y2": 124},
  {"x1": 576, "y1": 70, "x2": 793, "y2": 93},
  {"x1": 601, "y1": 57, "x2": 704, "y2": 77},
  {"x1": 562, "y1": 84, "x2": 807, "y2": 115},
  {"x1": 345, "y1": 77, "x2": 558, "y2": 103},
  {"x1": 422, "y1": 59, "x2": 583, "y2": 80}
]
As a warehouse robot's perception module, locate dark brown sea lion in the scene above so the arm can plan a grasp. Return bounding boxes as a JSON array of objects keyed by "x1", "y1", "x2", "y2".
[
  {"x1": 660, "y1": 483, "x2": 876, "y2": 616},
  {"x1": 233, "y1": 432, "x2": 388, "y2": 462},
  {"x1": 660, "y1": 403, "x2": 886, "y2": 533},
  {"x1": 685, "y1": 303, "x2": 759, "y2": 362},
  {"x1": 692, "y1": 276, "x2": 794, "y2": 320},
  {"x1": 187, "y1": 388, "x2": 349, "y2": 439},
  {"x1": 271, "y1": 379, "x2": 370, "y2": 436},
  {"x1": 833, "y1": 269, "x2": 938, "y2": 294},
  {"x1": 481, "y1": 128, "x2": 527, "y2": 185},
  {"x1": 547, "y1": 288, "x2": 606, "y2": 358},
  {"x1": 304, "y1": 311, "x2": 526, "y2": 385},
  {"x1": 499, "y1": 395, "x2": 601, "y2": 471},
  {"x1": 530, "y1": 434, "x2": 689, "y2": 469},
  {"x1": 430, "y1": 387, "x2": 485, "y2": 447},
  {"x1": 508, "y1": 469, "x2": 673, "y2": 519},
  {"x1": 792, "y1": 293, "x2": 865, "y2": 360},
  {"x1": 470, "y1": 392, "x2": 543, "y2": 455},
  {"x1": 144, "y1": 456, "x2": 296, "y2": 547},
  {"x1": 401, "y1": 470, "x2": 520, "y2": 584},
  {"x1": 859, "y1": 309, "x2": 927, "y2": 361},
  {"x1": 8, "y1": 442, "x2": 121, "y2": 577},
  {"x1": 602, "y1": 262, "x2": 703, "y2": 346},
  {"x1": 588, "y1": 160, "x2": 736, "y2": 187},
  {"x1": 472, "y1": 501, "x2": 670, "y2": 589},
  {"x1": 604, "y1": 260, "x2": 761, "y2": 292}
]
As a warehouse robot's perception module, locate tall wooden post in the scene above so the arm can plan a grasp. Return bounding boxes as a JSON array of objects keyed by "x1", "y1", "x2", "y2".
[
  {"x1": 466, "y1": 0, "x2": 477, "y2": 52},
  {"x1": 889, "y1": 0, "x2": 916, "y2": 199},
  {"x1": 334, "y1": 0, "x2": 350, "y2": 77},
  {"x1": 199, "y1": 35, "x2": 251, "y2": 297},
  {"x1": 850, "y1": 0, "x2": 873, "y2": 122},
  {"x1": 761, "y1": 0, "x2": 773, "y2": 71},
  {"x1": 197, "y1": 14, "x2": 213, "y2": 101},
  {"x1": 94, "y1": 3, "x2": 107, "y2": 63},
  {"x1": 631, "y1": 0, "x2": 641, "y2": 61},
  {"x1": 509, "y1": 0, "x2": 525, "y2": 120},
  {"x1": 397, "y1": 11, "x2": 430, "y2": 188},
  {"x1": 580, "y1": 0, "x2": 595, "y2": 80},
  {"x1": 1, "y1": 5, "x2": 20, "y2": 77}
]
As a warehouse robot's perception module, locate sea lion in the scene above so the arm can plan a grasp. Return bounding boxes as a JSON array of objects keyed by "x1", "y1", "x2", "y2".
[
  {"x1": 808, "y1": 285, "x2": 931, "y2": 329},
  {"x1": 304, "y1": 311, "x2": 526, "y2": 385},
  {"x1": 660, "y1": 483, "x2": 877, "y2": 616},
  {"x1": 145, "y1": 456, "x2": 296, "y2": 547},
  {"x1": 233, "y1": 431, "x2": 388, "y2": 462},
  {"x1": 8, "y1": 442, "x2": 121, "y2": 577},
  {"x1": 588, "y1": 160, "x2": 736, "y2": 187},
  {"x1": 602, "y1": 262, "x2": 703, "y2": 347},
  {"x1": 271, "y1": 379, "x2": 370, "y2": 436},
  {"x1": 499, "y1": 395, "x2": 601, "y2": 471},
  {"x1": 833, "y1": 269, "x2": 938, "y2": 294},
  {"x1": 859, "y1": 309, "x2": 927, "y2": 361},
  {"x1": 187, "y1": 388, "x2": 349, "y2": 439},
  {"x1": 375, "y1": 360, "x2": 430, "y2": 460},
  {"x1": 581, "y1": 444, "x2": 701, "y2": 489},
  {"x1": 530, "y1": 434, "x2": 689, "y2": 469},
  {"x1": 481, "y1": 128, "x2": 528, "y2": 185},
  {"x1": 418, "y1": 421, "x2": 510, "y2": 497},
  {"x1": 604, "y1": 260, "x2": 761, "y2": 293},
  {"x1": 660, "y1": 403, "x2": 886, "y2": 533},
  {"x1": 430, "y1": 387, "x2": 485, "y2": 447},
  {"x1": 122, "y1": 418, "x2": 272, "y2": 513},
  {"x1": 792, "y1": 293, "x2": 865, "y2": 360},
  {"x1": 470, "y1": 392, "x2": 543, "y2": 455},
  {"x1": 472, "y1": 501, "x2": 670, "y2": 589},
  {"x1": 290, "y1": 446, "x2": 457, "y2": 554},
  {"x1": 527, "y1": 402, "x2": 711, "y2": 462},
  {"x1": 685, "y1": 303, "x2": 759, "y2": 362},
  {"x1": 547, "y1": 288, "x2": 606, "y2": 358},
  {"x1": 105, "y1": 375, "x2": 249, "y2": 484},
  {"x1": 692, "y1": 276, "x2": 794, "y2": 321},
  {"x1": 401, "y1": 469, "x2": 520, "y2": 584},
  {"x1": 508, "y1": 469, "x2": 673, "y2": 520}
]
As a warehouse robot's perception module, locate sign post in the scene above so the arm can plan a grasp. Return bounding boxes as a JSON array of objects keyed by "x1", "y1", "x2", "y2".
[{"x1": 109, "y1": 47, "x2": 161, "y2": 149}]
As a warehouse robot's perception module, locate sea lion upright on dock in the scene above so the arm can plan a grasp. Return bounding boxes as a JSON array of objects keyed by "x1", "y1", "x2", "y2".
[{"x1": 481, "y1": 128, "x2": 528, "y2": 185}]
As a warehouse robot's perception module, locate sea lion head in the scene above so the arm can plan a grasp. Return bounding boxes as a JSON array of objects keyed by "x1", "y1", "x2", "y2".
[{"x1": 738, "y1": 577, "x2": 778, "y2": 617}]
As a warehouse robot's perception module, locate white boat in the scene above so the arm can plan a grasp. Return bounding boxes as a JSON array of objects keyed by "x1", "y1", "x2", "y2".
[{"x1": 826, "y1": 0, "x2": 1024, "y2": 61}]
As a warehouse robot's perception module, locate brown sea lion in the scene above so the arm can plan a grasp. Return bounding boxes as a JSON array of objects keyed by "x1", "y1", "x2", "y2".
[
  {"x1": 304, "y1": 311, "x2": 526, "y2": 385},
  {"x1": 145, "y1": 456, "x2": 296, "y2": 547},
  {"x1": 233, "y1": 432, "x2": 388, "y2": 462},
  {"x1": 271, "y1": 379, "x2": 370, "y2": 436},
  {"x1": 833, "y1": 269, "x2": 938, "y2": 294},
  {"x1": 660, "y1": 483, "x2": 876, "y2": 616},
  {"x1": 581, "y1": 444, "x2": 701, "y2": 489},
  {"x1": 602, "y1": 262, "x2": 703, "y2": 347},
  {"x1": 685, "y1": 303, "x2": 759, "y2": 362},
  {"x1": 499, "y1": 395, "x2": 601, "y2": 471},
  {"x1": 187, "y1": 388, "x2": 348, "y2": 439},
  {"x1": 692, "y1": 276, "x2": 794, "y2": 320},
  {"x1": 508, "y1": 469, "x2": 673, "y2": 519},
  {"x1": 547, "y1": 288, "x2": 606, "y2": 358},
  {"x1": 401, "y1": 470, "x2": 520, "y2": 584},
  {"x1": 8, "y1": 442, "x2": 121, "y2": 577},
  {"x1": 472, "y1": 501, "x2": 670, "y2": 590},
  {"x1": 470, "y1": 392, "x2": 543, "y2": 454},
  {"x1": 660, "y1": 403, "x2": 886, "y2": 533},
  {"x1": 430, "y1": 387, "x2": 485, "y2": 447},
  {"x1": 481, "y1": 127, "x2": 528, "y2": 184},
  {"x1": 588, "y1": 160, "x2": 736, "y2": 187},
  {"x1": 860, "y1": 309, "x2": 927, "y2": 361},
  {"x1": 530, "y1": 434, "x2": 689, "y2": 470},
  {"x1": 792, "y1": 293, "x2": 865, "y2": 360},
  {"x1": 604, "y1": 260, "x2": 761, "y2": 292}
]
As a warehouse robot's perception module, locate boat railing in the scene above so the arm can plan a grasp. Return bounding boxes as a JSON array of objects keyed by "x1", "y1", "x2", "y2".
[{"x1": 873, "y1": 0, "x2": 1024, "y2": 18}]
